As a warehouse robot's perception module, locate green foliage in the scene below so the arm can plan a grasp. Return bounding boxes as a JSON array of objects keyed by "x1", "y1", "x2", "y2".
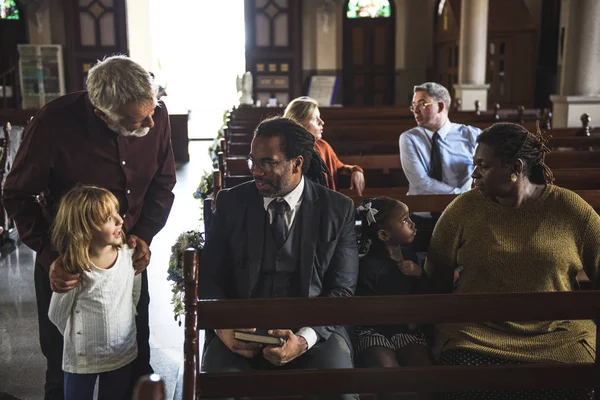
[{"x1": 167, "y1": 230, "x2": 204, "y2": 326}]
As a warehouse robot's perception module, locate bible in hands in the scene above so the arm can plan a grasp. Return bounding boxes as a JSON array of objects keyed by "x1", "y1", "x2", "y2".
[{"x1": 234, "y1": 329, "x2": 285, "y2": 347}]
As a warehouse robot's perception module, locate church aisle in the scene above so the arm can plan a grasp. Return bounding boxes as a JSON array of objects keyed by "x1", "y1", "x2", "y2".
[{"x1": 0, "y1": 140, "x2": 214, "y2": 400}]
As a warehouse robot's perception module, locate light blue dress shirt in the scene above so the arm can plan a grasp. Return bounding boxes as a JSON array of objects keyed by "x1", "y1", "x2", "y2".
[{"x1": 399, "y1": 119, "x2": 481, "y2": 195}]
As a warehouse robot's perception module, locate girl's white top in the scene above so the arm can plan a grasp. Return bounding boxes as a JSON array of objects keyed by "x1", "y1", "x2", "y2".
[{"x1": 48, "y1": 246, "x2": 141, "y2": 374}]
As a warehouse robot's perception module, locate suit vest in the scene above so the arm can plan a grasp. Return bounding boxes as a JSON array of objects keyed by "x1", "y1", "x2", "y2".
[{"x1": 252, "y1": 209, "x2": 302, "y2": 299}]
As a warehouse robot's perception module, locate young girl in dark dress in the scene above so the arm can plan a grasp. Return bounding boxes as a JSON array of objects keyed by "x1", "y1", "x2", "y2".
[{"x1": 355, "y1": 197, "x2": 432, "y2": 399}]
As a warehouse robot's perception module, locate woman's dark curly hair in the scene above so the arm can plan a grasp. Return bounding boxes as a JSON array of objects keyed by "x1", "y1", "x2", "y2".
[
  {"x1": 477, "y1": 122, "x2": 554, "y2": 185},
  {"x1": 254, "y1": 117, "x2": 331, "y2": 186},
  {"x1": 356, "y1": 197, "x2": 400, "y2": 256}
]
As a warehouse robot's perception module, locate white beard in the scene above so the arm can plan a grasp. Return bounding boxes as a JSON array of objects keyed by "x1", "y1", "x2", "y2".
[{"x1": 109, "y1": 123, "x2": 150, "y2": 137}]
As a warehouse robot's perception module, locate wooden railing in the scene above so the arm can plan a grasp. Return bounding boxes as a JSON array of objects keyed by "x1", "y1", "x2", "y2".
[{"x1": 183, "y1": 249, "x2": 599, "y2": 399}]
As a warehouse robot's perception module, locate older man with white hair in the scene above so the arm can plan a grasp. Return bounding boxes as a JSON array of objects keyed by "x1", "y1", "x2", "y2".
[
  {"x1": 399, "y1": 82, "x2": 480, "y2": 253},
  {"x1": 3, "y1": 55, "x2": 176, "y2": 399}
]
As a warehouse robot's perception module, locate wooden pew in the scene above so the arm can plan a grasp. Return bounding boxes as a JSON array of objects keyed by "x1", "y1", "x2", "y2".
[
  {"x1": 225, "y1": 136, "x2": 600, "y2": 158},
  {"x1": 228, "y1": 105, "x2": 547, "y2": 125},
  {"x1": 225, "y1": 105, "x2": 557, "y2": 143},
  {"x1": 219, "y1": 150, "x2": 600, "y2": 191},
  {"x1": 340, "y1": 188, "x2": 600, "y2": 209},
  {"x1": 133, "y1": 374, "x2": 166, "y2": 400},
  {"x1": 183, "y1": 249, "x2": 600, "y2": 399},
  {"x1": 220, "y1": 108, "x2": 600, "y2": 191},
  {"x1": 340, "y1": 151, "x2": 600, "y2": 171},
  {"x1": 224, "y1": 108, "x2": 597, "y2": 158}
]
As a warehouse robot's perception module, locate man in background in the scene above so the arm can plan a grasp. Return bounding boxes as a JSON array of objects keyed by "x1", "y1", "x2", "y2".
[{"x1": 399, "y1": 82, "x2": 480, "y2": 253}]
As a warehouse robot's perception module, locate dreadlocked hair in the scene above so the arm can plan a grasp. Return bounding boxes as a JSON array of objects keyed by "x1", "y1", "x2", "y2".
[
  {"x1": 477, "y1": 122, "x2": 554, "y2": 185},
  {"x1": 356, "y1": 197, "x2": 399, "y2": 256},
  {"x1": 254, "y1": 117, "x2": 330, "y2": 186}
]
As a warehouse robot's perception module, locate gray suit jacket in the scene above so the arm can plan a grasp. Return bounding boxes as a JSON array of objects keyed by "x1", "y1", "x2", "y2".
[{"x1": 199, "y1": 178, "x2": 359, "y2": 342}]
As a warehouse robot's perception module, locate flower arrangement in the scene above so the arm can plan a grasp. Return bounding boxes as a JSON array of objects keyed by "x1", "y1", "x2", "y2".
[
  {"x1": 193, "y1": 170, "x2": 214, "y2": 201},
  {"x1": 167, "y1": 229, "x2": 204, "y2": 325},
  {"x1": 168, "y1": 108, "x2": 231, "y2": 323}
]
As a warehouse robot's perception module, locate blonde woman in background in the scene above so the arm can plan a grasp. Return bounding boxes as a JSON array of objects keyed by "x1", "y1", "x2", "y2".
[{"x1": 284, "y1": 96, "x2": 366, "y2": 195}]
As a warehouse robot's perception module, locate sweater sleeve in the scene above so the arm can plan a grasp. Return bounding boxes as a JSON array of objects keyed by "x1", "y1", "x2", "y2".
[
  {"x1": 581, "y1": 208, "x2": 600, "y2": 290},
  {"x1": 321, "y1": 139, "x2": 364, "y2": 176}
]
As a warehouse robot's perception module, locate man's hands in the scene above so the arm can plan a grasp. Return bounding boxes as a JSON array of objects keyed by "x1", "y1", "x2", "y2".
[
  {"x1": 262, "y1": 329, "x2": 308, "y2": 366},
  {"x1": 349, "y1": 171, "x2": 365, "y2": 196},
  {"x1": 127, "y1": 235, "x2": 151, "y2": 275},
  {"x1": 49, "y1": 257, "x2": 81, "y2": 293},
  {"x1": 216, "y1": 328, "x2": 263, "y2": 358},
  {"x1": 398, "y1": 260, "x2": 422, "y2": 277},
  {"x1": 217, "y1": 328, "x2": 309, "y2": 365}
]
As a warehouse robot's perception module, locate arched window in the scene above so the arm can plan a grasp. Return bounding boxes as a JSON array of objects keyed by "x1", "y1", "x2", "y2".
[
  {"x1": 346, "y1": 0, "x2": 391, "y2": 19},
  {"x1": 1, "y1": 0, "x2": 20, "y2": 20}
]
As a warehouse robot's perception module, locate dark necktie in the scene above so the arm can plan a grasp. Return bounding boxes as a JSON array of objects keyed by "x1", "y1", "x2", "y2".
[
  {"x1": 430, "y1": 132, "x2": 443, "y2": 182},
  {"x1": 269, "y1": 199, "x2": 288, "y2": 248}
]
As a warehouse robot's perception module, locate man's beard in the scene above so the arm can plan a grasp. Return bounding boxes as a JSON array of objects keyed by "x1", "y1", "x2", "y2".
[{"x1": 109, "y1": 123, "x2": 150, "y2": 137}]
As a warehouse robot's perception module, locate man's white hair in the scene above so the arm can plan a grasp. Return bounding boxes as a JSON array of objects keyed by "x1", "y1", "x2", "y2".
[{"x1": 86, "y1": 55, "x2": 157, "y2": 119}]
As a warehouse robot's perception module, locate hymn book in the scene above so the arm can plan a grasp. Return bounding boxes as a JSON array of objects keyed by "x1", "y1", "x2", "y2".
[{"x1": 234, "y1": 330, "x2": 285, "y2": 347}]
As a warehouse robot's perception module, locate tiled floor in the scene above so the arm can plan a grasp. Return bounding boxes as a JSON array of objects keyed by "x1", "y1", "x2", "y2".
[{"x1": 0, "y1": 141, "x2": 214, "y2": 400}]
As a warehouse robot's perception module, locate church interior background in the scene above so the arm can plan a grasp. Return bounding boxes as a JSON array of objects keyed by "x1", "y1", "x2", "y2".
[{"x1": 1, "y1": 0, "x2": 600, "y2": 398}]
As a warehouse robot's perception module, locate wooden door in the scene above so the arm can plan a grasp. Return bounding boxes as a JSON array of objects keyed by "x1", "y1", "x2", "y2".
[
  {"x1": 64, "y1": 0, "x2": 128, "y2": 92},
  {"x1": 434, "y1": 0, "x2": 459, "y2": 106},
  {"x1": 343, "y1": 9, "x2": 395, "y2": 106},
  {"x1": 486, "y1": 0, "x2": 537, "y2": 108},
  {"x1": 486, "y1": 38, "x2": 511, "y2": 106},
  {"x1": 435, "y1": 41, "x2": 459, "y2": 100},
  {"x1": 245, "y1": 0, "x2": 302, "y2": 106}
]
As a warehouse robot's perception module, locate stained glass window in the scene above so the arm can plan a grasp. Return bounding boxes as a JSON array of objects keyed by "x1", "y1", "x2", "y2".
[
  {"x1": 1, "y1": 0, "x2": 19, "y2": 20},
  {"x1": 347, "y1": 0, "x2": 391, "y2": 19}
]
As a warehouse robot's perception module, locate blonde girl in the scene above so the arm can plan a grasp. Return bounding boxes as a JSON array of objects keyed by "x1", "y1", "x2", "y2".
[{"x1": 48, "y1": 185, "x2": 140, "y2": 400}]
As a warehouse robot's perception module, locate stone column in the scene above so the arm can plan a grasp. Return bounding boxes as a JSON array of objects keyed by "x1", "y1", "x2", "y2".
[
  {"x1": 453, "y1": 0, "x2": 490, "y2": 111},
  {"x1": 550, "y1": 0, "x2": 600, "y2": 127}
]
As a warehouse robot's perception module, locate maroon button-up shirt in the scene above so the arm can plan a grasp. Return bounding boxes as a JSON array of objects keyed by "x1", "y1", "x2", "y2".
[{"x1": 3, "y1": 91, "x2": 176, "y2": 270}]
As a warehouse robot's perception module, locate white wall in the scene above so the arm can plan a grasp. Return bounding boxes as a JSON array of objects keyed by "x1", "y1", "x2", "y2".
[
  {"x1": 126, "y1": 0, "x2": 154, "y2": 71},
  {"x1": 150, "y1": 0, "x2": 245, "y2": 138}
]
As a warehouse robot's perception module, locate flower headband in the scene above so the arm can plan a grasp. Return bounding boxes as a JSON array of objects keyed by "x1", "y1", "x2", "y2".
[{"x1": 357, "y1": 202, "x2": 379, "y2": 226}]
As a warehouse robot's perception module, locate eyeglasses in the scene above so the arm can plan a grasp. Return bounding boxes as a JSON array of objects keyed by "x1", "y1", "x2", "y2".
[
  {"x1": 246, "y1": 155, "x2": 289, "y2": 172},
  {"x1": 409, "y1": 102, "x2": 434, "y2": 112}
]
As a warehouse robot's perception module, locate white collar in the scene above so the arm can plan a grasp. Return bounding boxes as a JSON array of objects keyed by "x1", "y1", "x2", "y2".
[
  {"x1": 424, "y1": 118, "x2": 452, "y2": 140},
  {"x1": 263, "y1": 175, "x2": 305, "y2": 211}
]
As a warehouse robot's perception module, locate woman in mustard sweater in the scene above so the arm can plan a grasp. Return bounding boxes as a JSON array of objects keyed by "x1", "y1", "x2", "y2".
[
  {"x1": 425, "y1": 122, "x2": 599, "y2": 399},
  {"x1": 284, "y1": 96, "x2": 366, "y2": 195}
]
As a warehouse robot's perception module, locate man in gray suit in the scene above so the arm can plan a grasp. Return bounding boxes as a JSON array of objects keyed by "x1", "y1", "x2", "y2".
[{"x1": 199, "y1": 117, "x2": 359, "y2": 400}]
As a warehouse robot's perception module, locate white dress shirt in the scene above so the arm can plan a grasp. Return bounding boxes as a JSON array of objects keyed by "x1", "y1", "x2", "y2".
[
  {"x1": 262, "y1": 176, "x2": 318, "y2": 350},
  {"x1": 399, "y1": 119, "x2": 480, "y2": 195},
  {"x1": 48, "y1": 246, "x2": 141, "y2": 374}
]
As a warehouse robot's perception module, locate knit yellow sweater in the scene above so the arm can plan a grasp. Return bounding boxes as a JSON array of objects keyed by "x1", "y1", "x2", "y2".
[{"x1": 425, "y1": 185, "x2": 599, "y2": 363}]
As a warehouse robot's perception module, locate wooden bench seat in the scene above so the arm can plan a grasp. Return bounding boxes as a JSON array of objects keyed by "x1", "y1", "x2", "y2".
[
  {"x1": 224, "y1": 134, "x2": 600, "y2": 158},
  {"x1": 219, "y1": 152, "x2": 600, "y2": 190},
  {"x1": 228, "y1": 106, "x2": 546, "y2": 124},
  {"x1": 340, "y1": 151, "x2": 600, "y2": 171},
  {"x1": 183, "y1": 250, "x2": 600, "y2": 399},
  {"x1": 224, "y1": 121, "x2": 555, "y2": 146},
  {"x1": 339, "y1": 188, "x2": 600, "y2": 209}
]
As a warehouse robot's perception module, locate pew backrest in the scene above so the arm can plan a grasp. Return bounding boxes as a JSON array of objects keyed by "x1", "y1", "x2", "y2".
[{"x1": 183, "y1": 249, "x2": 600, "y2": 399}]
